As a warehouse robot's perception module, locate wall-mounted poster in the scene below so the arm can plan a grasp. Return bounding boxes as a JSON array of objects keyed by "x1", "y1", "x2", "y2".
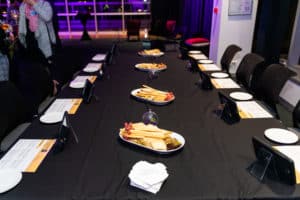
[{"x1": 228, "y1": 0, "x2": 253, "y2": 16}]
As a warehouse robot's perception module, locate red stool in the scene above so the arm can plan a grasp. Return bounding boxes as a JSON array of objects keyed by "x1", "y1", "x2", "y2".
[
  {"x1": 179, "y1": 37, "x2": 210, "y2": 59},
  {"x1": 185, "y1": 37, "x2": 210, "y2": 48}
]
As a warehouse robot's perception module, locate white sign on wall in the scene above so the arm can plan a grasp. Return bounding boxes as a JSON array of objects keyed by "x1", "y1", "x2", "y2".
[{"x1": 228, "y1": 0, "x2": 253, "y2": 16}]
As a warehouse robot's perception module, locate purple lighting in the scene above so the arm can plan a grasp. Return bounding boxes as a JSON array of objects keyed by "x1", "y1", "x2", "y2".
[{"x1": 54, "y1": 0, "x2": 151, "y2": 32}]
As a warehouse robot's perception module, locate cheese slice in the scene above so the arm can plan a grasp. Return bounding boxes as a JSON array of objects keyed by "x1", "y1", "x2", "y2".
[{"x1": 142, "y1": 137, "x2": 167, "y2": 150}]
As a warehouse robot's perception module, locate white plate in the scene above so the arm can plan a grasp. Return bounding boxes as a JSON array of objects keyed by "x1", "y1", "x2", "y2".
[
  {"x1": 92, "y1": 54, "x2": 106, "y2": 61},
  {"x1": 131, "y1": 89, "x2": 175, "y2": 105},
  {"x1": 188, "y1": 50, "x2": 202, "y2": 54},
  {"x1": 40, "y1": 112, "x2": 64, "y2": 124},
  {"x1": 138, "y1": 51, "x2": 164, "y2": 57},
  {"x1": 264, "y1": 128, "x2": 299, "y2": 144},
  {"x1": 134, "y1": 63, "x2": 167, "y2": 72},
  {"x1": 229, "y1": 92, "x2": 253, "y2": 101},
  {"x1": 119, "y1": 132, "x2": 185, "y2": 154},
  {"x1": 198, "y1": 60, "x2": 214, "y2": 64},
  {"x1": 0, "y1": 170, "x2": 22, "y2": 193},
  {"x1": 211, "y1": 72, "x2": 229, "y2": 78}
]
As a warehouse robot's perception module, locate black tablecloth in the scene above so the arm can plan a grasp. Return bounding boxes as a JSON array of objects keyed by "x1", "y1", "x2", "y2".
[{"x1": 2, "y1": 44, "x2": 299, "y2": 200}]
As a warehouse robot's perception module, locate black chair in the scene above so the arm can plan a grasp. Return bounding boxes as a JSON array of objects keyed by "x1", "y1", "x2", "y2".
[
  {"x1": 12, "y1": 54, "x2": 54, "y2": 116},
  {"x1": 105, "y1": 43, "x2": 117, "y2": 66},
  {"x1": 276, "y1": 78, "x2": 300, "y2": 127},
  {"x1": 254, "y1": 64, "x2": 296, "y2": 114},
  {"x1": 293, "y1": 101, "x2": 300, "y2": 128},
  {"x1": 165, "y1": 20, "x2": 176, "y2": 38},
  {"x1": 220, "y1": 44, "x2": 242, "y2": 73},
  {"x1": 235, "y1": 53, "x2": 265, "y2": 91},
  {"x1": 126, "y1": 19, "x2": 141, "y2": 41},
  {"x1": 0, "y1": 81, "x2": 30, "y2": 152},
  {"x1": 111, "y1": 42, "x2": 117, "y2": 56}
]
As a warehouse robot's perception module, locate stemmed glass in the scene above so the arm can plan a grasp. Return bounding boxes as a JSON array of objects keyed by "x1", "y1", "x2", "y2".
[
  {"x1": 147, "y1": 69, "x2": 159, "y2": 81},
  {"x1": 142, "y1": 104, "x2": 159, "y2": 126},
  {"x1": 146, "y1": 54, "x2": 162, "y2": 81}
]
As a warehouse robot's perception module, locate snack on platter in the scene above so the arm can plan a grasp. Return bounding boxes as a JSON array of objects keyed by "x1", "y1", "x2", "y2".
[
  {"x1": 132, "y1": 85, "x2": 175, "y2": 104},
  {"x1": 138, "y1": 49, "x2": 164, "y2": 56},
  {"x1": 119, "y1": 122, "x2": 183, "y2": 152},
  {"x1": 135, "y1": 63, "x2": 167, "y2": 71}
]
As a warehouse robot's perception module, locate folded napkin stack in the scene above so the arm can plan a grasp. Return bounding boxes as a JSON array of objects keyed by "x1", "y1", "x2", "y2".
[{"x1": 128, "y1": 161, "x2": 168, "y2": 194}]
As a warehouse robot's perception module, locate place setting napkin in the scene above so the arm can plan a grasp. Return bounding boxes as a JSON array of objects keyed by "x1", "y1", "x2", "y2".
[
  {"x1": 69, "y1": 76, "x2": 90, "y2": 88},
  {"x1": 83, "y1": 63, "x2": 102, "y2": 73},
  {"x1": 128, "y1": 161, "x2": 169, "y2": 194},
  {"x1": 92, "y1": 54, "x2": 106, "y2": 61}
]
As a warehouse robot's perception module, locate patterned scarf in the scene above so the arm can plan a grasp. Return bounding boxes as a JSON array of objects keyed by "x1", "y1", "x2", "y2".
[{"x1": 25, "y1": 2, "x2": 38, "y2": 32}]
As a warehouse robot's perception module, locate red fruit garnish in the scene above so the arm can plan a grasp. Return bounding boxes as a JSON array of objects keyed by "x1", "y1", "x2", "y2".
[
  {"x1": 124, "y1": 122, "x2": 133, "y2": 132},
  {"x1": 123, "y1": 136, "x2": 129, "y2": 140},
  {"x1": 165, "y1": 92, "x2": 174, "y2": 101}
]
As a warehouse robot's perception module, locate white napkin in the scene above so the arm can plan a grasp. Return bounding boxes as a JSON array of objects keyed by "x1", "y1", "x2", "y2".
[
  {"x1": 92, "y1": 54, "x2": 106, "y2": 61},
  {"x1": 83, "y1": 63, "x2": 102, "y2": 72},
  {"x1": 128, "y1": 161, "x2": 168, "y2": 194}
]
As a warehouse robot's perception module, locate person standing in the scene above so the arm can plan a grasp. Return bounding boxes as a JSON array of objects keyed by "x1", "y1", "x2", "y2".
[
  {"x1": 0, "y1": 26, "x2": 9, "y2": 81},
  {"x1": 18, "y1": 0, "x2": 59, "y2": 95},
  {"x1": 10, "y1": 0, "x2": 59, "y2": 117}
]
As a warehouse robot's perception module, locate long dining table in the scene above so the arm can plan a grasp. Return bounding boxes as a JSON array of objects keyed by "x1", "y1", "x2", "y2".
[{"x1": 2, "y1": 43, "x2": 300, "y2": 200}]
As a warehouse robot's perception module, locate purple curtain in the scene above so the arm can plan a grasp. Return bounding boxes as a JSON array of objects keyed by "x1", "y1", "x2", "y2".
[{"x1": 180, "y1": 0, "x2": 213, "y2": 39}]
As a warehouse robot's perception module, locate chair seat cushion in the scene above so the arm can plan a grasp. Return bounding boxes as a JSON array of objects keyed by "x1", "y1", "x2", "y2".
[{"x1": 185, "y1": 38, "x2": 209, "y2": 47}]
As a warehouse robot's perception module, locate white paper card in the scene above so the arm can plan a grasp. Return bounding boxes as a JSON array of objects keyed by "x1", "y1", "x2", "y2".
[
  {"x1": 199, "y1": 64, "x2": 221, "y2": 71},
  {"x1": 189, "y1": 54, "x2": 208, "y2": 60},
  {"x1": 211, "y1": 78, "x2": 240, "y2": 89},
  {"x1": 237, "y1": 101, "x2": 273, "y2": 118},
  {"x1": 46, "y1": 99, "x2": 76, "y2": 114},
  {"x1": 83, "y1": 63, "x2": 102, "y2": 72},
  {"x1": 0, "y1": 139, "x2": 55, "y2": 172},
  {"x1": 92, "y1": 54, "x2": 106, "y2": 61},
  {"x1": 71, "y1": 76, "x2": 91, "y2": 86}
]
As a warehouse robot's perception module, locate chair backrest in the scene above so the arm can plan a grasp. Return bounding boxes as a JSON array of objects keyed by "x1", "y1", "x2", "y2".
[
  {"x1": 255, "y1": 64, "x2": 297, "y2": 110},
  {"x1": 111, "y1": 43, "x2": 117, "y2": 56},
  {"x1": 293, "y1": 101, "x2": 300, "y2": 128},
  {"x1": 0, "y1": 81, "x2": 27, "y2": 143},
  {"x1": 165, "y1": 20, "x2": 176, "y2": 37},
  {"x1": 126, "y1": 19, "x2": 141, "y2": 34},
  {"x1": 220, "y1": 44, "x2": 242, "y2": 72},
  {"x1": 277, "y1": 78, "x2": 300, "y2": 126},
  {"x1": 278, "y1": 78, "x2": 300, "y2": 112},
  {"x1": 12, "y1": 53, "x2": 53, "y2": 116},
  {"x1": 236, "y1": 53, "x2": 265, "y2": 90},
  {"x1": 105, "y1": 51, "x2": 112, "y2": 66}
]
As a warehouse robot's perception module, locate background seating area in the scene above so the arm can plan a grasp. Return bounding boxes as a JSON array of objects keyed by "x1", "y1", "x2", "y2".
[
  {"x1": 0, "y1": 39, "x2": 116, "y2": 153},
  {"x1": 188, "y1": 43, "x2": 300, "y2": 128}
]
